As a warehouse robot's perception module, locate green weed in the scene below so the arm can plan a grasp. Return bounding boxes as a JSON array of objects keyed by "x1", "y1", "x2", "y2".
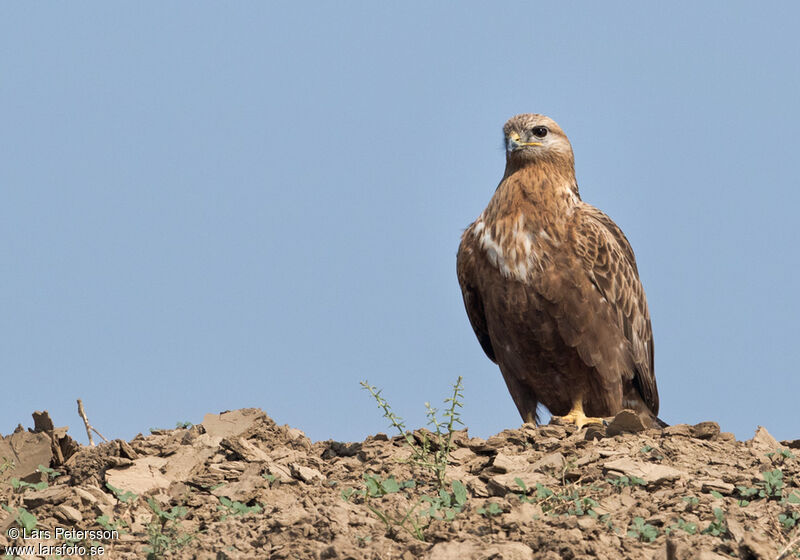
[
  {"x1": 702, "y1": 507, "x2": 728, "y2": 537},
  {"x1": 96, "y1": 514, "x2": 129, "y2": 534},
  {"x1": 666, "y1": 518, "x2": 698, "y2": 536},
  {"x1": 217, "y1": 496, "x2": 262, "y2": 520},
  {"x1": 10, "y1": 478, "x2": 48, "y2": 492},
  {"x1": 1, "y1": 504, "x2": 37, "y2": 532},
  {"x1": 144, "y1": 498, "x2": 193, "y2": 559},
  {"x1": 627, "y1": 517, "x2": 658, "y2": 542},
  {"x1": 608, "y1": 475, "x2": 647, "y2": 489},
  {"x1": 360, "y1": 376, "x2": 464, "y2": 490},
  {"x1": 477, "y1": 502, "x2": 503, "y2": 517},
  {"x1": 106, "y1": 482, "x2": 138, "y2": 504}
]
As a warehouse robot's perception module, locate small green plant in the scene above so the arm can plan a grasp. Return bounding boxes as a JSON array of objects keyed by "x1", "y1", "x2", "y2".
[
  {"x1": 363, "y1": 474, "x2": 415, "y2": 498},
  {"x1": 96, "y1": 514, "x2": 129, "y2": 534},
  {"x1": 217, "y1": 496, "x2": 262, "y2": 520},
  {"x1": 517, "y1": 479, "x2": 603, "y2": 519},
  {"x1": 341, "y1": 487, "x2": 356, "y2": 502},
  {"x1": 779, "y1": 511, "x2": 799, "y2": 531},
  {"x1": 1, "y1": 504, "x2": 37, "y2": 532},
  {"x1": 10, "y1": 478, "x2": 48, "y2": 491},
  {"x1": 627, "y1": 517, "x2": 658, "y2": 542},
  {"x1": 106, "y1": 482, "x2": 138, "y2": 503},
  {"x1": 638, "y1": 445, "x2": 664, "y2": 461},
  {"x1": 737, "y1": 469, "x2": 786, "y2": 502},
  {"x1": 702, "y1": 507, "x2": 728, "y2": 537},
  {"x1": 608, "y1": 475, "x2": 647, "y2": 488},
  {"x1": 360, "y1": 376, "x2": 464, "y2": 490},
  {"x1": 37, "y1": 464, "x2": 61, "y2": 480},
  {"x1": 477, "y1": 501, "x2": 503, "y2": 517},
  {"x1": 766, "y1": 448, "x2": 796, "y2": 460},
  {"x1": 419, "y1": 480, "x2": 468, "y2": 521},
  {"x1": 143, "y1": 498, "x2": 193, "y2": 559},
  {"x1": 175, "y1": 421, "x2": 193, "y2": 429},
  {"x1": 0, "y1": 457, "x2": 14, "y2": 474},
  {"x1": 262, "y1": 473, "x2": 279, "y2": 487},
  {"x1": 666, "y1": 518, "x2": 698, "y2": 536}
]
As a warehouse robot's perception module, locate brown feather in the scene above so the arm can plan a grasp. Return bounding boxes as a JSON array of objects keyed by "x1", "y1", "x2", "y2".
[{"x1": 457, "y1": 114, "x2": 660, "y2": 426}]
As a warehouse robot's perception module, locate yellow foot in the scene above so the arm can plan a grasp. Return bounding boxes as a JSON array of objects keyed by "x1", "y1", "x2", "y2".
[
  {"x1": 555, "y1": 396, "x2": 605, "y2": 429},
  {"x1": 556, "y1": 409, "x2": 605, "y2": 429}
]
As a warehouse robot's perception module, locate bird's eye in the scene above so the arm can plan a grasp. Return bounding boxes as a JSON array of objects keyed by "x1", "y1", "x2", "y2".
[{"x1": 532, "y1": 126, "x2": 548, "y2": 138}]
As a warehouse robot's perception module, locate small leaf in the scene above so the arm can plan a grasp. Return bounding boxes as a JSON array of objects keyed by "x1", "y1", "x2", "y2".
[
  {"x1": 381, "y1": 477, "x2": 400, "y2": 494},
  {"x1": 710, "y1": 490, "x2": 724, "y2": 499},
  {"x1": 17, "y1": 508, "x2": 37, "y2": 531},
  {"x1": 452, "y1": 480, "x2": 468, "y2": 506}
]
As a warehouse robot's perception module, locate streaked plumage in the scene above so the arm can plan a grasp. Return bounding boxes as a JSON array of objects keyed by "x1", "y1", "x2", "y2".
[{"x1": 457, "y1": 114, "x2": 661, "y2": 427}]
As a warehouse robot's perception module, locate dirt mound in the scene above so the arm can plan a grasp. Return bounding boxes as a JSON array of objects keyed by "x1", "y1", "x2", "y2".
[{"x1": 1, "y1": 408, "x2": 798, "y2": 559}]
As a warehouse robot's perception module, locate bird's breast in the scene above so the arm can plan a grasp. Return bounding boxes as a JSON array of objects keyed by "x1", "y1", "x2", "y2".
[{"x1": 471, "y1": 213, "x2": 560, "y2": 282}]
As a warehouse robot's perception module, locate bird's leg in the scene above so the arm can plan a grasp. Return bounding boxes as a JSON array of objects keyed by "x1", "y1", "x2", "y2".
[{"x1": 556, "y1": 396, "x2": 604, "y2": 428}]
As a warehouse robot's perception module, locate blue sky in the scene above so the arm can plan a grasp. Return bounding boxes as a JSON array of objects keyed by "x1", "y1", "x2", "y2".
[{"x1": 2, "y1": 3, "x2": 798, "y2": 444}]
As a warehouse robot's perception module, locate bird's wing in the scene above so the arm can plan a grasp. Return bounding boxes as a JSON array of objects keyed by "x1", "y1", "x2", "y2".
[
  {"x1": 457, "y1": 227, "x2": 496, "y2": 363},
  {"x1": 571, "y1": 203, "x2": 658, "y2": 414}
]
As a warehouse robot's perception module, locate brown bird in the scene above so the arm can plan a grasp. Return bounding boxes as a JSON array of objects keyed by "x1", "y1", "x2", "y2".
[{"x1": 457, "y1": 114, "x2": 662, "y2": 428}]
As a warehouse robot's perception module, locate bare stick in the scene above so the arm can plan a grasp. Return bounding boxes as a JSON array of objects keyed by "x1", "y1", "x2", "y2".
[
  {"x1": 777, "y1": 530, "x2": 800, "y2": 560},
  {"x1": 77, "y1": 399, "x2": 109, "y2": 446}
]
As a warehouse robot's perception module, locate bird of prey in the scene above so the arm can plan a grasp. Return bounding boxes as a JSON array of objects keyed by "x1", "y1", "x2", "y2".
[{"x1": 456, "y1": 114, "x2": 662, "y2": 428}]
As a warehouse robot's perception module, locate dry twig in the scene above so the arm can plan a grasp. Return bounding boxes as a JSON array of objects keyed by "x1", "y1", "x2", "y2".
[
  {"x1": 77, "y1": 399, "x2": 109, "y2": 446},
  {"x1": 777, "y1": 530, "x2": 800, "y2": 560}
]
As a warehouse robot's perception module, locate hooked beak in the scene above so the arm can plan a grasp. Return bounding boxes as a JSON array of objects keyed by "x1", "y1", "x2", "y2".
[{"x1": 507, "y1": 131, "x2": 543, "y2": 152}]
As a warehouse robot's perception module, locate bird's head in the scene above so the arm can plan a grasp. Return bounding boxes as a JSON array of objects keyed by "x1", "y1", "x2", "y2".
[{"x1": 503, "y1": 114, "x2": 574, "y2": 168}]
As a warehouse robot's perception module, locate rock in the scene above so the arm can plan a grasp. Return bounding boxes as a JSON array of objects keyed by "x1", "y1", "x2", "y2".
[
  {"x1": 603, "y1": 458, "x2": 685, "y2": 485},
  {"x1": 606, "y1": 410, "x2": 646, "y2": 436},
  {"x1": 321, "y1": 441, "x2": 361, "y2": 459},
  {"x1": 484, "y1": 543, "x2": 534, "y2": 560},
  {"x1": 426, "y1": 541, "x2": 533, "y2": 560},
  {"x1": 54, "y1": 504, "x2": 83, "y2": 524},
  {"x1": 162, "y1": 445, "x2": 216, "y2": 481},
  {"x1": 738, "y1": 532, "x2": 777, "y2": 559},
  {"x1": 118, "y1": 439, "x2": 139, "y2": 460},
  {"x1": 201, "y1": 409, "x2": 268, "y2": 443},
  {"x1": 289, "y1": 463, "x2": 324, "y2": 483},
  {"x1": 697, "y1": 552, "x2": 733, "y2": 560},
  {"x1": 491, "y1": 452, "x2": 529, "y2": 473},
  {"x1": 212, "y1": 468, "x2": 265, "y2": 503},
  {"x1": 22, "y1": 486, "x2": 71, "y2": 508},
  {"x1": 467, "y1": 477, "x2": 490, "y2": 498},
  {"x1": 221, "y1": 437, "x2": 270, "y2": 462},
  {"x1": 749, "y1": 426, "x2": 779, "y2": 453},
  {"x1": 105, "y1": 456, "x2": 170, "y2": 495},
  {"x1": 449, "y1": 447, "x2": 475, "y2": 465},
  {"x1": 691, "y1": 422, "x2": 720, "y2": 440},
  {"x1": 487, "y1": 472, "x2": 554, "y2": 496},
  {"x1": 529, "y1": 452, "x2": 565, "y2": 473},
  {"x1": 725, "y1": 517, "x2": 745, "y2": 542},
  {"x1": 691, "y1": 479, "x2": 735, "y2": 495},
  {"x1": 663, "y1": 424, "x2": 692, "y2": 437},
  {"x1": 782, "y1": 438, "x2": 800, "y2": 449},
  {"x1": 584, "y1": 425, "x2": 606, "y2": 440},
  {"x1": 265, "y1": 461, "x2": 294, "y2": 483},
  {"x1": 0, "y1": 431, "x2": 52, "y2": 483},
  {"x1": 73, "y1": 487, "x2": 97, "y2": 504},
  {"x1": 538, "y1": 425, "x2": 566, "y2": 439}
]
